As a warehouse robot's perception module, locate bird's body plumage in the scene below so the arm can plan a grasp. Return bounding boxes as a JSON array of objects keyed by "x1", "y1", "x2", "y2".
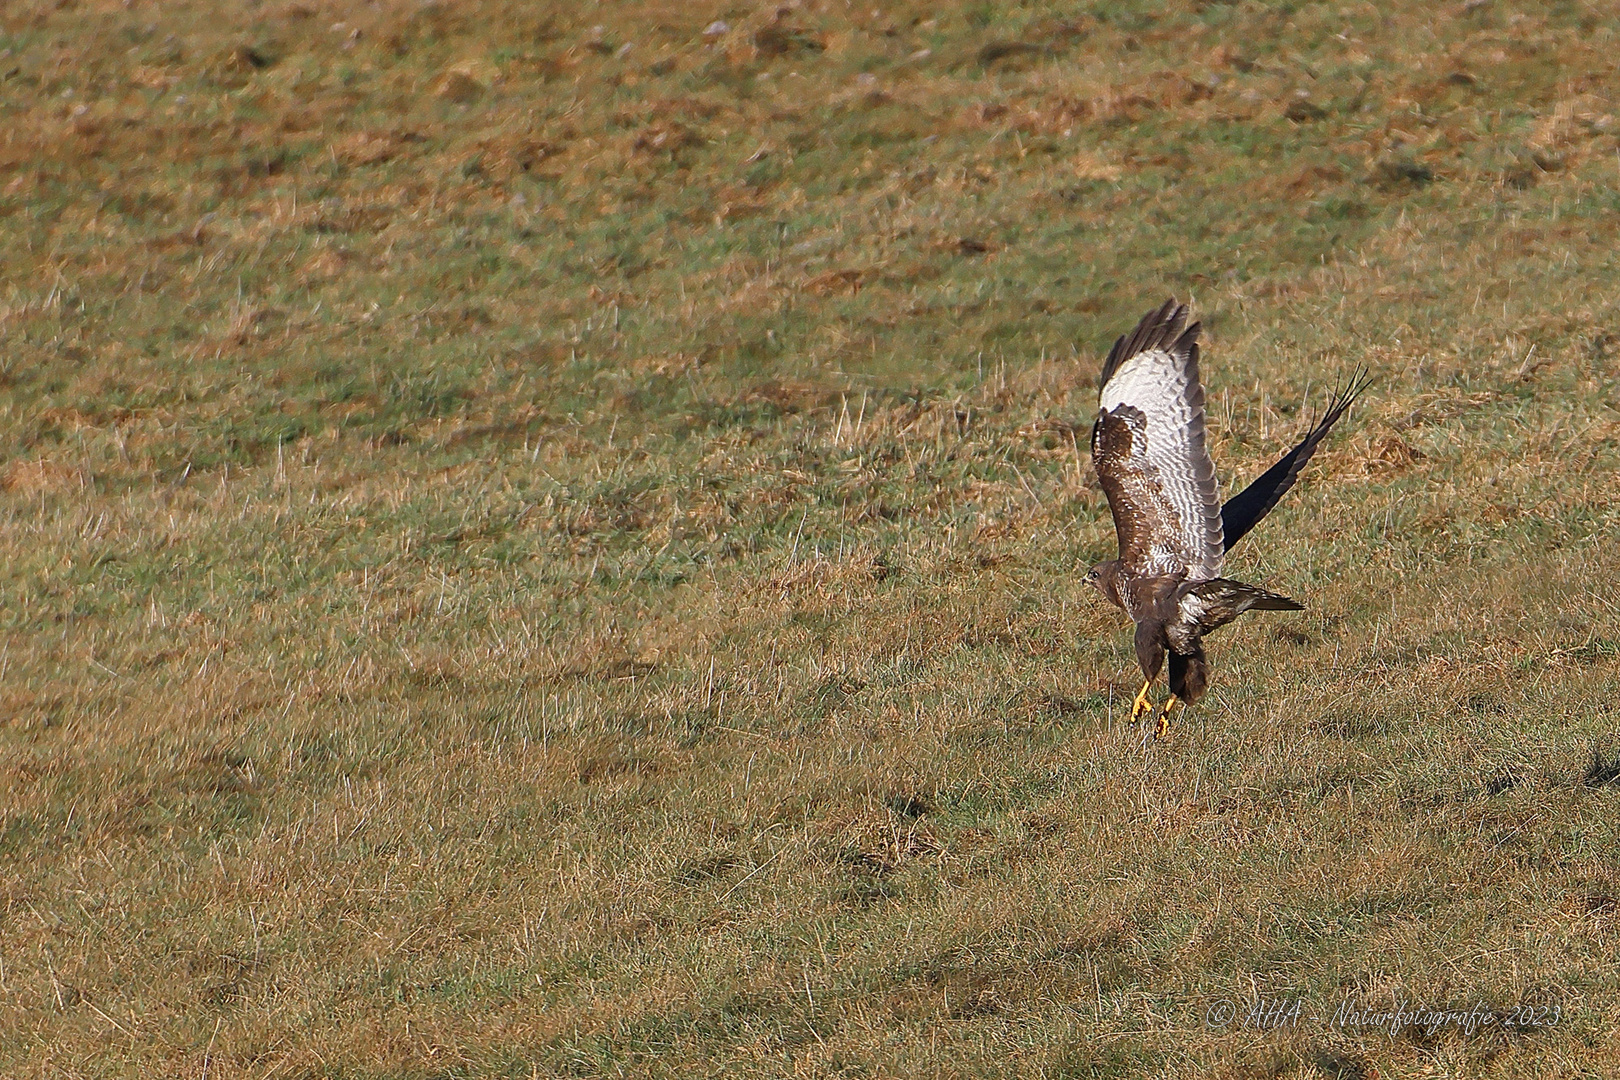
[{"x1": 1084, "y1": 300, "x2": 1362, "y2": 736}]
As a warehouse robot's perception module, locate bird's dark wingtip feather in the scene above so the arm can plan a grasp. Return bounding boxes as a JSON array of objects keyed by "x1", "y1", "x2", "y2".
[
  {"x1": 1219, "y1": 366, "x2": 1370, "y2": 552},
  {"x1": 1316, "y1": 366, "x2": 1373, "y2": 428},
  {"x1": 1097, "y1": 298, "x2": 1197, "y2": 390}
]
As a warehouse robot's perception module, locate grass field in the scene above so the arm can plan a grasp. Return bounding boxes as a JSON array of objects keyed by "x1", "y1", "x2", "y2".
[{"x1": 4, "y1": 0, "x2": 1620, "y2": 1075}]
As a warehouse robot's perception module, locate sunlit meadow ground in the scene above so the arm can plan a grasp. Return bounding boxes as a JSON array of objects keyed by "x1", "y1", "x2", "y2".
[{"x1": 3, "y1": 0, "x2": 1620, "y2": 1076}]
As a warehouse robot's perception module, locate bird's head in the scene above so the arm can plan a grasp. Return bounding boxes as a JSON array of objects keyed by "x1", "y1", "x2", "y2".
[{"x1": 1084, "y1": 559, "x2": 1122, "y2": 606}]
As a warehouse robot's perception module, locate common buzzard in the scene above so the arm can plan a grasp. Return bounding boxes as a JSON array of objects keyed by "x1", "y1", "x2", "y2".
[{"x1": 1084, "y1": 300, "x2": 1366, "y2": 737}]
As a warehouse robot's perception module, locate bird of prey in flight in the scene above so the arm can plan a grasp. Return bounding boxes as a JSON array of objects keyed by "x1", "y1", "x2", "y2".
[{"x1": 1084, "y1": 300, "x2": 1366, "y2": 738}]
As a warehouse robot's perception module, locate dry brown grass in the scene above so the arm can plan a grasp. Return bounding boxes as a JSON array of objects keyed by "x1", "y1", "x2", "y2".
[{"x1": 3, "y1": 0, "x2": 1620, "y2": 1076}]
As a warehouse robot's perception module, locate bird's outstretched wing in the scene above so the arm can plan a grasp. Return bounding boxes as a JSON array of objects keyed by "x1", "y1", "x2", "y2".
[
  {"x1": 1220, "y1": 369, "x2": 1370, "y2": 551},
  {"x1": 1091, "y1": 299, "x2": 1224, "y2": 582}
]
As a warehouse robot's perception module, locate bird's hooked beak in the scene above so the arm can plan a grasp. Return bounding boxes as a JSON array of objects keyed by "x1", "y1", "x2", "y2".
[{"x1": 1084, "y1": 561, "x2": 1122, "y2": 609}]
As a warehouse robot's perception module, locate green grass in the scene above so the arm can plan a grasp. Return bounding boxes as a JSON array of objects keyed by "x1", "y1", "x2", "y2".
[{"x1": 3, "y1": 0, "x2": 1620, "y2": 1076}]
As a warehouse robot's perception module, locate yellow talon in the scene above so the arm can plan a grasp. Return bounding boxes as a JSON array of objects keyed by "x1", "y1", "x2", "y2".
[
  {"x1": 1130, "y1": 681, "x2": 1154, "y2": 724},
  {"x1": 1155, "y1": 696, "x2": 1182, "y2": 740}
]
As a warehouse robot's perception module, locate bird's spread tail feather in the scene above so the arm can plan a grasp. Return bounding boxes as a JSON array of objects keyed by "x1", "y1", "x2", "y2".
[
  {"x1": 1243, "y1": 589, "x2": 1304, "y2": 611},
  {"x1": 1182, "y1": 578, "x2": 1303, "y2": 634}
]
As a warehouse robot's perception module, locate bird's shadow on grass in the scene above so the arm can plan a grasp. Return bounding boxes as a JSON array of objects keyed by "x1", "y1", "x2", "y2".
[{"x1": 1581, "y1": 744, "x2": 1620, "y2": 787}]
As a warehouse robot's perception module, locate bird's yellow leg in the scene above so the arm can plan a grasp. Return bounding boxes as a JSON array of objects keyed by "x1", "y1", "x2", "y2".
[
  {"x1": 1130, "y1": 681, "x2": 1154, "y2": 724},
  {"x1": 1155, "y1": 696, "x2": 1182, "y2": 740}
]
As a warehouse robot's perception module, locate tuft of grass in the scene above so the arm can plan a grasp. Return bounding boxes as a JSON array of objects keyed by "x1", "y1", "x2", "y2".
[{"x1": 3, "y1": 0, "x2": 1620, "y2": 1076}]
